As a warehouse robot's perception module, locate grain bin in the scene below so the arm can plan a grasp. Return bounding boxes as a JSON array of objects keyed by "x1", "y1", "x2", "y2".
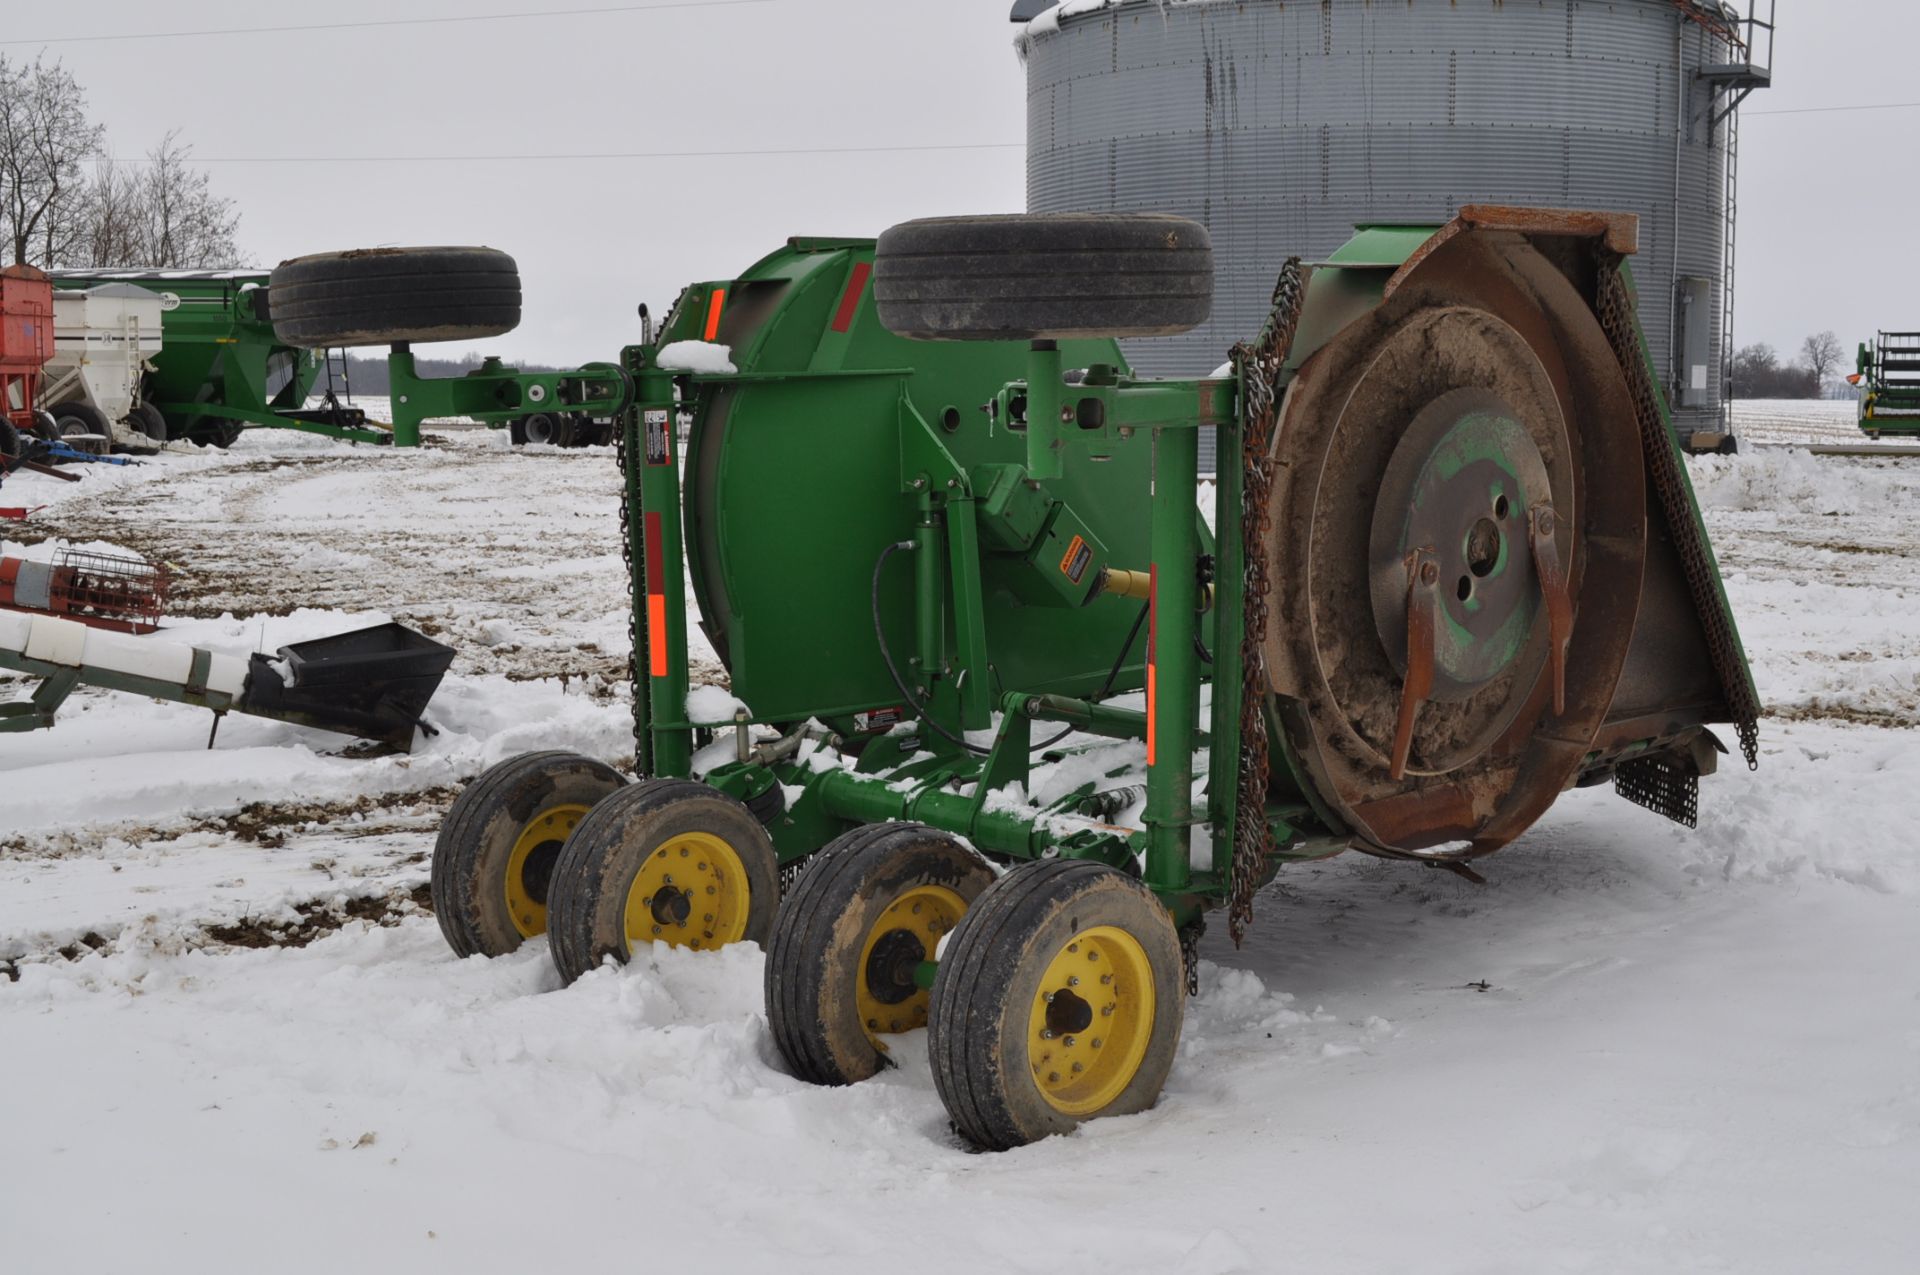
[{"x1": 1015, "y1": 0, "x2": 1773, "y2": 462}]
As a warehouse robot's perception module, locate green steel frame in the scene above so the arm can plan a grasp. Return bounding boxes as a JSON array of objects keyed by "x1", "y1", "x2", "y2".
[
  {"x1": 50, "y1": 271, "x2": 631, "y2": 448},
  {"x1": 609, "y1": 245, "x2": 1346, "y2": 935},
  {"x1": 1853, "y1": 333, "x2": 1920, "y2": 439}
]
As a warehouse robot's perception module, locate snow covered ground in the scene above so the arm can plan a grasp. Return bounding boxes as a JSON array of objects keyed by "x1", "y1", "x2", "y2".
[{"x1": 3, "y1": 425, "x2": 1918, "y2": 1272}]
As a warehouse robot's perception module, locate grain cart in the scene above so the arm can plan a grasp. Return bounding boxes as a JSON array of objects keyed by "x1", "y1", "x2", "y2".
[
  {"x1": 429, "y1": 208, "x2": 1760, "y2": 1149},
  {"x1": 1850, "y1": 333, "x2": 1920, "y2": 439},
  {"x1": 0, "y1": 264, "x2": 55, "y2": 461},
  {"x1": 48, "y1": 269, "x2": 386, "y2": 446},
  {"x1": 38, "y1": 283, "x2": 169, "y2": 451}
]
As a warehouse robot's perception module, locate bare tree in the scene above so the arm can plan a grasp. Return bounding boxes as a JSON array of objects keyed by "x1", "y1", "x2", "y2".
[
  {"x1": 75, "y1": 155, "x2": 144, "y2": 266},
  {"x1": 126, "y1": 131, "x2": 242, "y2": 269},
  {"x1": 0, "y1": 54, "x2": 104, "y2": 266},
  {"x1": 1801, "y1": 330, "x2": 1844, "y2": 391}
]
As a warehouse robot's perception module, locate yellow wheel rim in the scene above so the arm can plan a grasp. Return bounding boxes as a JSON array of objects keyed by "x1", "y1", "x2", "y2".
[
  {"x1": 504, "y1": 804, "x2": 590, "y2": 939},
  {"x1": 622, "y1": 830, "x2": 752, "y2": 952},
  {"x1": 856, "y1": 884, "x2": 967, "y2": 1047},
  {"x1": 1026, "y1": 925, "x2": 1156, "y2": 1117}
]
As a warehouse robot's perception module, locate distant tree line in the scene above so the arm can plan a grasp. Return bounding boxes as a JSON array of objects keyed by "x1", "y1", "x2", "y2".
[
  {"x1": 0, "y1": 53, "x2": 240, "y2": 269},
  {"x1": 1731, "y1": 331, "x2": 1845, "y2": 400},
  {"x1": 316, "y1": 353, "x2": 562, "y2": 397}
]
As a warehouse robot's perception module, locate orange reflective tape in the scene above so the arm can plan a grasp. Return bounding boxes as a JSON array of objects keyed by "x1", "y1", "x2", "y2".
[
  {"x1": 703, "y1": 288, "x2": 727, "y2": 341},
  {"x1": 648, "y1": 596, "x2": 669, "y2": 677},
  {"x1": 1145, "y1": 564, "x2": 1158, "y2": 767}
]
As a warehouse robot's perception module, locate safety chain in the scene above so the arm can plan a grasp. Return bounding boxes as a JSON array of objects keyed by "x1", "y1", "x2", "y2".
[
  {"x1": 1225, "y1": 258, "x2": 1308, "y2": 945},
  {"x1": 1594, "y1": 258, "x2": 1761, "y2": 770},
  {"x1": 1179, "y1": 920, "x2": 1204, "y2": 998},
  {"x1": 614, "y1": 414, "x2": 647, "y2": 770}
]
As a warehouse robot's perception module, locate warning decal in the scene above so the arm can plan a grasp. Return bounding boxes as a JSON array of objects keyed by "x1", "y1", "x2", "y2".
[
  {"x1": 644, "y1": 410, "x2": 671, "y2": 465},
  {"x1": 1058, "y1": 534, "x2": 1092, "y2": 585}
]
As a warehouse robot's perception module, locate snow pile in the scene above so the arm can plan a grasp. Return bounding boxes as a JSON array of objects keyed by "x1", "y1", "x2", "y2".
[
  {"x1": 655, "y1": 341, "x2": 737, "y2": 375},
  {"x1": 1690, "y1": 448, "x2": 1906, "y2": 517},
  {"x1": 686, "y1": 684, "x2": 750, "y2": 724}
]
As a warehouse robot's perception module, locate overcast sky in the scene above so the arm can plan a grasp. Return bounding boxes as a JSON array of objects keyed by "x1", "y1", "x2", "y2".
[{"x1": 9, "y1": 0, "x2": 1907, "y2": 366}]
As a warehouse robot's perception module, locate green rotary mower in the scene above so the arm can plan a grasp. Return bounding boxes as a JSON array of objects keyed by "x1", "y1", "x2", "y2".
[{"x1": 430, "y1": 206, "x2": 1760, "y2": 1149}]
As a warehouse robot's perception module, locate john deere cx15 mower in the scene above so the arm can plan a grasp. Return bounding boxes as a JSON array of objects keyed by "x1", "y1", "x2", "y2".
[{"x1": 428, "y1": 205, "x2": 1759, "y2": 1149}]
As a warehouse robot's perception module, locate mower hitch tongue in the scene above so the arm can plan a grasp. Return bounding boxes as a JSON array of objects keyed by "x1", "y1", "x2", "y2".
[{"x1": 430, "y1": 206, "x2": 1758, "y2": 1150}]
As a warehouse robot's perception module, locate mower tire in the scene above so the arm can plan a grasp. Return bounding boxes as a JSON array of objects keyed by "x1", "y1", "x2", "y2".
[
  {"x1": 927, "y1": 858, "x2": 1184, "y2": 1150},
  {"x1": 546, "y1": 779, "x2": 779, "y2": 985},
  {"x1": 767, "y1": 824, "x2": 994, "y2": 1086},
  {"x1": 431, "y1": 750, "x2": 627, "y2": 958},
  {"x1": 268, "y1": 246, "x2": 522, "y2": 348},
  {"x1": 874, "y1": 212, "x2": 1212, "y2": 342}
]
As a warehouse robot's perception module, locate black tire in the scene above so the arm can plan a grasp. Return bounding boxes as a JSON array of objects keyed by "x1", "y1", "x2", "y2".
[
  {"x1": 766, "y1": 824, "x2": 995, "y2": 1086},
  {"x1": 508, "y1": 417, "x2": 529, "y2": 446},
  {"x1": 194, "y1": 418, "x2": 245, "y2": 450},
  {"x1": 873, "y1": 212, "x2": 1212, "y2": 342},
  {"x1": 127, "y1": 402, "x2": 169, "y2": 445},
  {"x1": 0, "y1": 418, "x2": 20, "y2": 459},
  {"x1": 431, "y1": 750, "x2": 627, "y2": 958},
  {"x1": 520, "y1": 412, "x2": 569, "y2": 447},
  {"x1": 31, "y1": 411, "x2": 60, "y2": 443},
  {"x1": 268, "y1": 246, "x2": 521, "y2": 348},
  {"x1": 53, "y1": 401, "x2": 112, "y2": 446},
  {"x1": 546, "y1": 779, "x2": 780, "y2": 985},
  {"x1": 927, "y1": 859, "x2": 1185, "y2": 1150}
]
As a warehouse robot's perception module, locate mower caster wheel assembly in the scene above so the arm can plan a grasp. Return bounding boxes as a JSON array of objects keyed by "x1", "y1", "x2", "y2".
[
  {"x1": 766, "y1": 824, "x2": 993, "y2": 1086},
  {"x1": 546, "y1": 779, "x2": 779, "y2": 985},
  {"x1": 431, "y1": 750, "x2": 626, "y2": 958},
  {"x1": 928, "y1": 859, "x2": 1184, "y2": 1150}
]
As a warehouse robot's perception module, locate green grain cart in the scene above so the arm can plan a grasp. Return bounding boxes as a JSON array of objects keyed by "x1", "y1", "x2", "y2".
[{"x1": 417, "y1": 206, "x2": 1758, "y2": 1149}]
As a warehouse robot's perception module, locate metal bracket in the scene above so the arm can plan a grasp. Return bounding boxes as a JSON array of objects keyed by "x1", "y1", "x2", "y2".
[
  {"x1": 1529, "y1": 506, "x2": 1572, "y2": 715},
  {"x1": 1389, "y1": 548, "x2": 1440, "y2": 781}
]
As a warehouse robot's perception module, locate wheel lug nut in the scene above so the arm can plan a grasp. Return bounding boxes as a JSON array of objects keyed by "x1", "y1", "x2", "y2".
[
  {"x1": 680, "y1": 848, "x2": 689, "y2": 857},
  {"x1": 1041, "y1": 1029, "x2": 1055, "y2": 1039},
  {"x1": 663, "y1": 874, "x2": 673, "y2": 885},
  {"x1": 1101, "y1": 1004, "x2": 1114, "y2": 1016},
  {"x1": 1063, "y1": 1035, "x2": 1075, "y2": 1047},
  {"x1": 1043, "y1": 992, "x2": 1054, "y2": 1003},
  {"x1": 1092, "y1": 1038, "x2": 1102, "y2": 1049},
  {"x1": 1048, "y1": 1072, "x2": 1061, "y2": 1083},
  {"x1": 1100, "y1": 973, "x2": 1112, "y2": 984},
  {"x1": 1068, "y1": 976, "x2": 1079, "y2": 987},
  {"x1": 1071, "y1": 1062, "x2": 1083, "y2": 1074},
  {"x1": 651, "y1": 924, "x2": 662, "y2": 935},
  {"x1": 706, "y1": 886, "x2": 716, "y2": 895}
]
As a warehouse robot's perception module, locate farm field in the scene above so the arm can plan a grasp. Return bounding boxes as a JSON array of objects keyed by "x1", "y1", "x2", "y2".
[{"x1": 3, "y1": 423, "x2": 1916, "y2": 1273}]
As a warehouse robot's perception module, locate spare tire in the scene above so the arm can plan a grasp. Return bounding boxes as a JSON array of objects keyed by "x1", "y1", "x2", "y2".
[
  {"x1": 268, "y1": 246, "x2": 521, "y2": 348},
  {"x1": 873, "y1": 212, "x2": 1212, "y2": 342}
]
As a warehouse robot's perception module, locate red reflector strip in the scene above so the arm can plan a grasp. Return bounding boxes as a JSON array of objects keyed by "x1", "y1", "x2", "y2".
[
  {"x1": 830, "y1": 262, "x2": 871, "y2": 334},
  {"x1": 1145, "y1": 564, "x2": 1158, "y2": 767},
  {"x1": 644, "y1": 511, "x2": 669, "y2": 678},
  {"x1": 703, "y1": 289, "x2": 727, "y2": 342}
]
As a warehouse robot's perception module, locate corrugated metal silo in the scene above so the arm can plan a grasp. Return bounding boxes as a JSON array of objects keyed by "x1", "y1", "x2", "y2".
[{"x1": 1017, "y1": 0, "x2": 1771, "y2": 467}]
